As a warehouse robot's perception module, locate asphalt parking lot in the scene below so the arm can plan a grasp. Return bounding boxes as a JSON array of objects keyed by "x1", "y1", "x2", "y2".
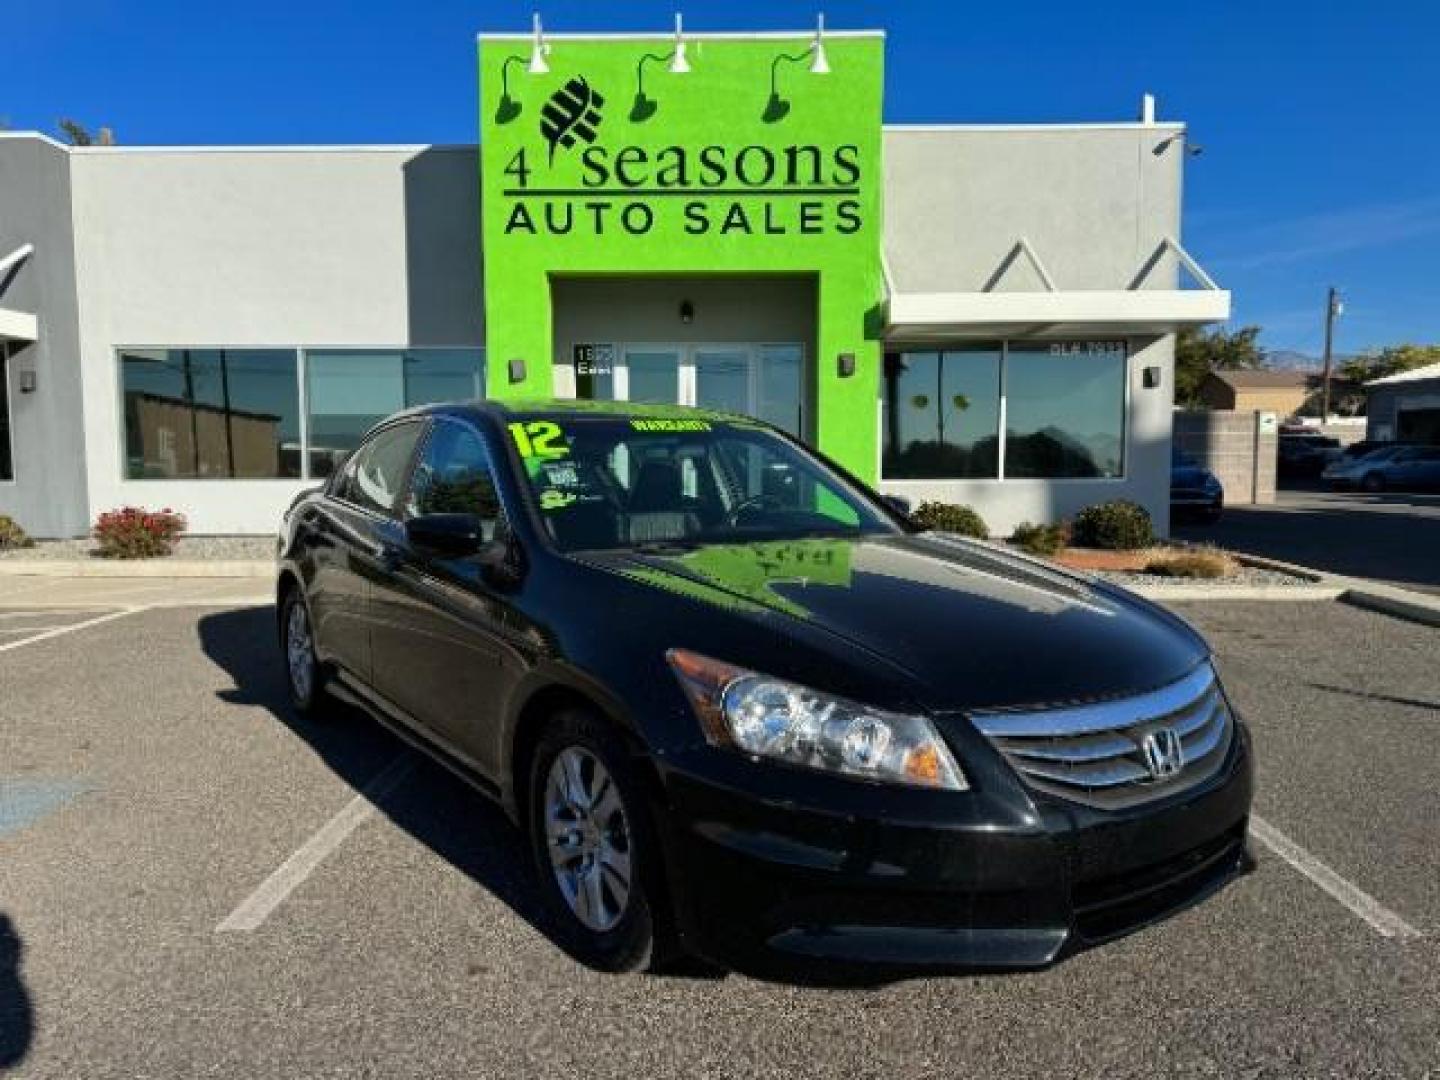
[{"x1": 2, "y1": 597, "x2": 1438, "y2": 1077}]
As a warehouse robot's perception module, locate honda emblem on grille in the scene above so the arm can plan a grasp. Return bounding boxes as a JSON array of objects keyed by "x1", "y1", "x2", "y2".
[{"x1": 1139, "y1": 728, "x2": 1184, "y2": 780}]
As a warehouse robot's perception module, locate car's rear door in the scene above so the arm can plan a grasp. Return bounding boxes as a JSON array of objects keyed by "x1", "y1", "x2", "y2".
[
  {"x1": 306, "y1": 421, "x2": 425, "y2": 686},
  {"x1": 369, "y1": 418, "x2": 516, "y2": 781}
]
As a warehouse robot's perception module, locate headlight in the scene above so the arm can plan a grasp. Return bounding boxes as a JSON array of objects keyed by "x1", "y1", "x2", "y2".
[{"x1": 666, "y1": 649, "x2": 968, "y2": 790}]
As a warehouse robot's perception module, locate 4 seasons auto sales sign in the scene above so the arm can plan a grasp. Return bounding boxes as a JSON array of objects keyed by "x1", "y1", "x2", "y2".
[{"x1": 477, "y1": 30, "x2": 885, "y2": 477}]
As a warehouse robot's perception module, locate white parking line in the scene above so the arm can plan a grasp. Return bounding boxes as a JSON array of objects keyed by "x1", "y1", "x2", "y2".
[
  {"x1": 1250, "y1": 814, "x2": 1423, "y2": 939},
  {"x1": 217, "y1": 754, "x2": 417, "y2": 932},
  {"x1": 0, "y1": 607, "x2": 144, "y2": 654}
]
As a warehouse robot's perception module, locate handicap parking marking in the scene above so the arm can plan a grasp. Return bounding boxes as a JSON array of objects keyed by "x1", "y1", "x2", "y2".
[
  {"x1": 1250, "y1": 814, "x2": 1423, "y2": 940},
  {"x1": 0, "y1": 778, "x2": 90, "y2": 839},
  {"x1": 217, "y1": 753, "x2": 418, "y2": 932}
]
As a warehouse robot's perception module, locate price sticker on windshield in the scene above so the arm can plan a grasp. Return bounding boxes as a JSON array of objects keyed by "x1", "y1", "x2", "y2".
[{"x1": 509, "y1": 420, "x2": 569, "y2": 459}]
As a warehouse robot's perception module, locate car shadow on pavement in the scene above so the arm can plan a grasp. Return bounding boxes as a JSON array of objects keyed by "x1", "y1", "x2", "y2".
[
  {"x1": 0, "y1": 914, "x2": 32, "y2": 1071},
  {"x1": 196, "y1": 606, "x2": 746, "y2": 983},
  {"x1": 1175, "y1": 500, "x2": 1440, "y2": 593}
]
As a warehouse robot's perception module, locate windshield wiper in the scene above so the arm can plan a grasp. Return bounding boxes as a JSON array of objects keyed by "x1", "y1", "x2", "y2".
[{"x1": 629, "y1": 539, "x2": 704, "y2": 555}]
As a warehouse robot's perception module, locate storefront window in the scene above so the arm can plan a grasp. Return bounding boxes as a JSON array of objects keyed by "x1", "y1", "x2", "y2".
[
  {"x1": 0, "y1": 345, "x2": 13, "y2": 482},
  {"x1": 119, "y1": 349, "x2": 302, "y2": 479},
  {"x1": 1004, "y1": 342, "x2": 1126, "y2": 479},
  {"x1": 305, "y1": 349, "x2": 485, "y2": 477},
  {"x1": 882, "y1": 347, "x2": 1001, "y2": 479}
]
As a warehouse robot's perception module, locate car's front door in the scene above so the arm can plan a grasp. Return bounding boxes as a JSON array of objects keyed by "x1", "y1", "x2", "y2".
[
  {"x1": 369, "y1": 418, "x2": 515, "y2": 780},
  {"x1": 307, "y1": 421, "x2": 424, "y2": 684}
]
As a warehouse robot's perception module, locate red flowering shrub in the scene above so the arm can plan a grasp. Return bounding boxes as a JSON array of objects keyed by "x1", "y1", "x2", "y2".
[{"x1": 92, "y1": 507, "x2": 187, "y2": 559}]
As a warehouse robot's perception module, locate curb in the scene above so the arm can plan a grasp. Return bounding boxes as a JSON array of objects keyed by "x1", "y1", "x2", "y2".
[
  {"x1": 0, "y1": 559, "x2": 272, "y2": 579},
  {"x1": 1337, "y1": 582, "x2": 1440, "y2": 629},
  {"x1": 1125, "y1": 584, "x2": 1343, "y2": 603}
]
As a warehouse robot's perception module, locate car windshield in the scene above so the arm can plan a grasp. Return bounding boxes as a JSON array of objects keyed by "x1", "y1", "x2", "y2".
[{"x1": 503, "y1": 414, "x2": 900, "y2": 553}]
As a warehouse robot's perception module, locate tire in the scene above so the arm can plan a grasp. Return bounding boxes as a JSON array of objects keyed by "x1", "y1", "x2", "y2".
[
  {"x1": 526, "y1": 710, "x2": 669, "y2": 973},
  {"x1": 1361, "y1": 472, "x2": 1385, "y2": 493},
  {"x1": 279, "y1": 586, "x2": 332, "y2": 720}
]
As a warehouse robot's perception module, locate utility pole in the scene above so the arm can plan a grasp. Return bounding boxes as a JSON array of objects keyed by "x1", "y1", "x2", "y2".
[{"x1": 1321, "y1": 286, "x2": 1342, "y2": 421}]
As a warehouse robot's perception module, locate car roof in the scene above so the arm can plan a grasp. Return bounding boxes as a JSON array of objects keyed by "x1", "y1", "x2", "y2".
[{"x1": 394, "y1": 398, "x2": 764, "y2": 426}]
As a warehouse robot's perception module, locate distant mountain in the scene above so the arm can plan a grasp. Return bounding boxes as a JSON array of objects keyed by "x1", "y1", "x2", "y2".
[
  {"x1": 1264, "y1": 349, "x2": 1357, "y2": 372},
  {"x1": 1265, "y1": 350, "x2": 1321, "y2": 372}
]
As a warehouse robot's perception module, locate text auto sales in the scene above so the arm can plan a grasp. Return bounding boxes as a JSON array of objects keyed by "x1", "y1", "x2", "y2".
[{"x1": 502, "y1": 143, "x2": 863, "y2": 236}]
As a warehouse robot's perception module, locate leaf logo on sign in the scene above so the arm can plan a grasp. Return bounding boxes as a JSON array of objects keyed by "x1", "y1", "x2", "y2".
[{"x1": 540, "y1": 77, "x2": 605, "y2": 163}]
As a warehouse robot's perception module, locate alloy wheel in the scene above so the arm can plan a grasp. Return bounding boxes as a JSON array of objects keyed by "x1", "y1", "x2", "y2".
[
  {"x1": 544, "y1": 747, "x2": 633, "y2": 932},
  {"x1": 286, "y1": 599, "x2": 315, "y2": 704}
]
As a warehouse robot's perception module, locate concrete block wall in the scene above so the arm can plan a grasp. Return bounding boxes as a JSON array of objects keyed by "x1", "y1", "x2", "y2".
[{"x1": 1173, "y1": 411, "x2": 1276, "y2": 505}]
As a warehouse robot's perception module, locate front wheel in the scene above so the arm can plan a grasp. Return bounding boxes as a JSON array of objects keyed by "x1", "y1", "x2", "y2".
[{"x1": 527, "y1": 711, "x2": 668, "y2": 972}]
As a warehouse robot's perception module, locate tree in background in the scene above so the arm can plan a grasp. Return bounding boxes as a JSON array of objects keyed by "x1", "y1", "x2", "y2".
[
  {"x1": 1174, "y1": 325, "x2": 1267, "y2": 408},
  {"x1": 57, "y1": 119, "x2": 115, "y2": 146},
  {"x1": 1339, "y1": 343, "x2": 1440, "y2": 384}
]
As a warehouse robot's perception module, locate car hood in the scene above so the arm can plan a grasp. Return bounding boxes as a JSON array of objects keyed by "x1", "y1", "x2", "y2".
[
  {"x1": 579, "y1": 533, "x2": 1206, "y2": 712},
  {"x1": 1170, "y1": 466, "x2": 1214, "y2": 489}
]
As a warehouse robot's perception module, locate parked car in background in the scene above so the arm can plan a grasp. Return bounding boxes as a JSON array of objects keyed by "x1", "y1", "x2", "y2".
[
  {"x1": 1171, "y1": 450, "x2": 1224, "y2": 522},
  {"x1": 275, "y1": 400, "x2": 1253, "y2": 974},
  {"x1": 1327, "y1": 445, "x2": 1440, "y2": 493},
  {"x1": 1322, "y1": 443, "x2": 1417, "y2": 488},
  {"x1": 1339, "y1": 439, "x2": 1411, "y2": 461},
  {"x1": 1277, "y1": 433, "x2": 1342, "y2": 478}
]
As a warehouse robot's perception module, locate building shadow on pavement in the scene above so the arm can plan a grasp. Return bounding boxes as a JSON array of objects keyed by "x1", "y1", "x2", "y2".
[
  {"x1": 1175, "y1": 495, "x2": 1440, "y2": 594},
  {"x1": 195, "y1": 605, "x2": 948, "y2": 988},
  {"x1": 0, "y1": 914, "x2": 32, "y2": 1071}
]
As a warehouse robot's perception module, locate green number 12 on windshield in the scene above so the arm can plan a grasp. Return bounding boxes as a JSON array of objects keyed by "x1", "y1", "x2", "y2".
[{"x1": 509, "y1": 420, "x2": 567, "y2": 459}]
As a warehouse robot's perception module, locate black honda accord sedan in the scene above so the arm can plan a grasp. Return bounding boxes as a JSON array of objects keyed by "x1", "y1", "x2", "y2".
[{"x1": 276, "y1": 400, "x2": 1252, "y2": 973}]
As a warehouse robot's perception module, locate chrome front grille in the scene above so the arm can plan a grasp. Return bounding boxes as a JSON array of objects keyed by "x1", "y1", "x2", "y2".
[{"x1": 970, "y1": 664, "x2": 1233, "y2": 809}]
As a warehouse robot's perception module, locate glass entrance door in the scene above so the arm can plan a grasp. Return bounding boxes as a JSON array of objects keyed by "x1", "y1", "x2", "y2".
[
  {"x1": 577, "y1": 343, "x2": 803, "y2": 438},
  {"x1": 622, "y1": 347, "x2": 683, "y2": 404}
]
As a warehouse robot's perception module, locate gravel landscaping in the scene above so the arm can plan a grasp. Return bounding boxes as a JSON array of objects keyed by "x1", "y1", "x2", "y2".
[
  {"x1": 1090, "y1": 563, "x2": 1315, "y2": 590},
  {"x1": 0, "y1": 536, "x2": 274, "y2": 561}
]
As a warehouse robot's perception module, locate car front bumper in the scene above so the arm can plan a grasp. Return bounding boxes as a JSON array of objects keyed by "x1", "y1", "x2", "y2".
[{"x1": 653, "y1": 721, "x2": 1253, "y2": 972}]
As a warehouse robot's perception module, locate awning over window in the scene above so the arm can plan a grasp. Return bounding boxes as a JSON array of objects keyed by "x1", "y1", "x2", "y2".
[
  {"x1": 0, "y1": 244, "x2": 38, "y2": 343},
  {"x1": 884, "y1": 237, "x2": 1231, "y2": 340}
]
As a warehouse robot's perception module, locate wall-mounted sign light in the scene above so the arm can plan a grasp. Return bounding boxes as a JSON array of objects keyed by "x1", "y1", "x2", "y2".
[
  {"x1": 763, "y1": 13, "x2": 832, "y2": 123},
  {"x1": 670, "y1": 14, "x2": 692, "y2": 74},
  {"x1": 809, "y1": 13, "x2": 831, "y2": 75},
  {"x1": 1143, "y1": 365, "x2": 1162, "y2": 389},
  {"x1": 631, "y1": 14, "x2": 692, "y2": 122},
  {"x1": 837, "y1": 352, "x2": 856, "y2": 378},
  {"x1": 679, "y1": 299, "x2": 695, "y2": 324},
  {"x1": 19, "y1": 369, "x2": 37, "y2": 394},
  {"x1": 528, "y1": 12, "x2": 550, "y2": 75}
]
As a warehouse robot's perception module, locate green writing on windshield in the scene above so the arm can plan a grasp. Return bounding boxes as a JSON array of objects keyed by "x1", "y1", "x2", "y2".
[{"x1": 630, "y1": 419, "x2": 711, "y2": 433}]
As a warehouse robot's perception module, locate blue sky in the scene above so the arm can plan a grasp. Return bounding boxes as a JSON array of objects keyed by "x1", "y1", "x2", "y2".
[{"x1": 8, "y1": 0, "x2": 1437, "y2": 357}]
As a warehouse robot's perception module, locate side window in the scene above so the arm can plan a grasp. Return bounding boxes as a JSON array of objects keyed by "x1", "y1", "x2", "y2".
[
  {"x1": 337, "y1": 423, "x2": 422, "y2": 517},
  {"x1": 405, "y1": 422, "x2": 501, "y2": 537}
]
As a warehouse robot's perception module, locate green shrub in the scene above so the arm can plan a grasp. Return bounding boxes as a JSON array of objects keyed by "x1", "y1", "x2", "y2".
[
  {"x1": 1011, "y1": 520, "x2": 1069, "y2": 557},
  {"x1": 910, "y1": 501, "x2": 989, "y2": 539},
  {"x1": 1144, "y1": 547, "x2": 1237, "y2": 579},
  {"x1": 0, "y1": 515, "x2": 34, "y2": 551},
  {"x1": 93, "y1": 507, "x2": 187, "y2": 559},
  {"x1": 1071, "y1": 500, "x2": 1154, "y2": 551}
]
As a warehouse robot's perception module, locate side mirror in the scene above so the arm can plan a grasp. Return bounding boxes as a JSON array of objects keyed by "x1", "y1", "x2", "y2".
[
  {"x1": 881, "y1": 494, "x2": 912, "y2": 516},
  {"x1": 405, "y1": 513, "x2": 485, "y2": 558}
]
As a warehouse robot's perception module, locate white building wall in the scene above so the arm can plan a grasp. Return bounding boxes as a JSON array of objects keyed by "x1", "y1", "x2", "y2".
[{"x1": 67, "y1": 145, "x2": 483, "y2": 534}]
